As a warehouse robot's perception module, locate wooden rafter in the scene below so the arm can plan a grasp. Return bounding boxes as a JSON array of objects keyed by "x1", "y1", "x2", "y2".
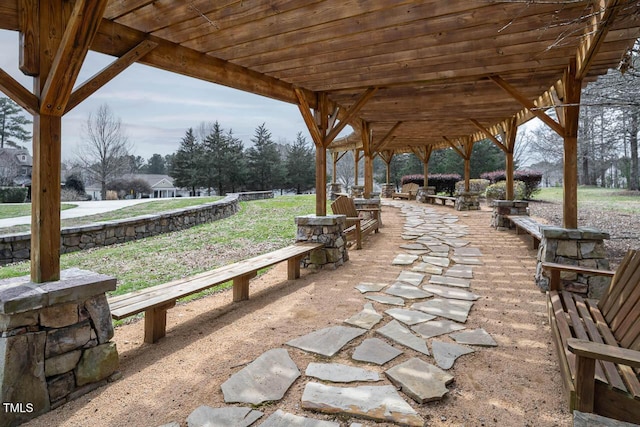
[
  {"x1": 490, "y1": 75, "x2": 565, "y2": 137},
  {"x1": 40, "y1": 0, "x2": 109, "y2": 115},
  {"x1": 0, "y1": 67, "x2": 38, "y2": 114},
  {"x1": 443, "y1": 136, "x2": 467, "y2": 159},
  {"x1": 470, "y1": 119, "x2": 507, "y2": 153},
  {"x1": 372, "y1": 121, "x2": 403, "y2": 152},
  {"x1": 65, "y1": 39, "x2": 158, "y2": 113},
  {"x1": 325, "y1": 87, "x2": 377, "y2": 144},
  {"x1": 576, "y1": 0, "x2": 623, "y2": 80},
  {"x1": 18, "y1": 0, "x2": 38, "y2": 76},
  {"x1": 295, "y1": 88, "x2": 324, "y2": 147}
]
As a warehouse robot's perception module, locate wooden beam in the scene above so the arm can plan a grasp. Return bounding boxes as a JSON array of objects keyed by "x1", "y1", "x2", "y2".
[
  {"x1": 490, "y1": 75, "x2": 565, "y2": 137},
  {"x1": 362, "y1": 122, "x2": 374, "y2": 198},
  {"x1": 505, "y1": 117, "x2": 518, "y2": 200},
  {"x1": 18, "y1": 0, "x2": 39, "y2": 76},
  {"x1": 295, "y1": 88, "x2": 323, "y2": 147},
  {"x1": 65, "y1": 39, "x2": 158, "y2": 113},
  {"x1": 563, "y1": 58, "x2": 581, "y2": 229},
  {"x1": 372, "y1": 121, "x2": 403, "y2": 152},
  {"x1": 40, "y1": 0, "x2": 109, "y2": 116},
  {"x1": 324, "y1": 87, "x2": 377, "y2": 145},
  {"x1": 470, "y1": 119, "x2": 507, "y2": 153},
  {"x1": 0, "y1": 67, "x2": 38, "y2": 115},
  {"x1": 443, "y1": 136, "x2": 466, "y2": 159},
  {"x1": 576, "y1": 0, "x2": 622, "y2": 80}
]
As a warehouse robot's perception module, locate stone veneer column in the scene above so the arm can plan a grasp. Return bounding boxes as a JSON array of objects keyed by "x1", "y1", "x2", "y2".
[
  {"x1": 535, "y1": 226, "x2": 611, "y2": 298},
  {"x1": 350, "y1": 185, "x2": 364, "y2": 198},
  {"x1": 416, "y1": 186, "x2": 436, "y2": 203},
  {"x1": 381, "y1": 184, "x2": 395, "y2": 198},
  {"x1": 328, "y1": 183, "x2": 343, "y2": 200},
  {"x1": 490, "y1": 200, "x2": 529, "y2": 229},
  {"x1": 295, "y1": 215, "x2": 348, "y2": 270},
  {"x1": 0, "y1": 269, "x2": 119, "y2": 426},
  {"x1": 455, "y1": 191, "x2": 480, "y2": 211}
]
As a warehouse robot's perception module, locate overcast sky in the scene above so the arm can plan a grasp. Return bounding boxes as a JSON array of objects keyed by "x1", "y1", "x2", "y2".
[{"x1": 0, "y1": 29, "x2": 333, "y2": 162}]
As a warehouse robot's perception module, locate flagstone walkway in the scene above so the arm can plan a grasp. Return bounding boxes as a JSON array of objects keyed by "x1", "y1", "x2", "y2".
[{"x1": 175, "y1": 201, "x2": 504, "y2": 426}]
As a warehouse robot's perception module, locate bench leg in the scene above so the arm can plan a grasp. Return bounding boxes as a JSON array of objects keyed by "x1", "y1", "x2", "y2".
[
  {"x1": 144, "y1": 301, "x2": 175, "y2": 344},
  {"x1": 533, "y1": 237, "x2": 540, "y2": 250},
  {"x1": 233, "y1": 272, "x2": 256, "y2": 302},
  {"x1": 288, "y1": 256, "x2": 302, "y2": 280},
  {"x1": 574, "y1": 354, "x2": 596, "y2": 413}
]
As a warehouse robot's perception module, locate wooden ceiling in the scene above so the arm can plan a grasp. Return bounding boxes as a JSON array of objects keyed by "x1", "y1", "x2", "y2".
[{"x1": 1, "y1": 0, "x2": 639, "y2": 153}]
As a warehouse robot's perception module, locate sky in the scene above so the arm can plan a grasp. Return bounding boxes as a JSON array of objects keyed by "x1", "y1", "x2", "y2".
[{"x1": 0, "y1": 29, "x2": 334, "y2": 162}]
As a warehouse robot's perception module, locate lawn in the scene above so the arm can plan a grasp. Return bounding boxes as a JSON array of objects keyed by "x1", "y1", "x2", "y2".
[
  {"x1": 536, "y1": 186, "x2": 640, "y2": 214},
  {"x1": 0, "y1": 203, "x2": 76, "y2": 219},
  {"x1": 0, "y1": 195, "x2": 317, "y2": 300}
]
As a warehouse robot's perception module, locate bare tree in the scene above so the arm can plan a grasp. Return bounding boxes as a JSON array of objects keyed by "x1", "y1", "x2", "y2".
[{"x1": 77, "y1": 104, "x2": 132, "y2": 200}]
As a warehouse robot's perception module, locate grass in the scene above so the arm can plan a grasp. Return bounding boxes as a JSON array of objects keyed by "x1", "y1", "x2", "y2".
[
  {"x1": 0, "y1": 197, "x2": 222, "y2": 235},
  {"x1": 0, "y1": 203, "x2": 76, "y2": 219},
  {"x1": 0, "y1": 195, "x2": 317, "y2": 301},
  {"x1": 535, "y1": 186, "x2": 640, "y2": 214}
]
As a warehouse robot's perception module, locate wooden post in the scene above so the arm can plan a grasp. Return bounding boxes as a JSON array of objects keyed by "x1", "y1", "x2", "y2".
[
  {"x1": 362, "y1": 122, "x2": 373, "y2": 198},
  {"x1": 332, "y1": 151, "x2": 338, "y2": 184},
  {"x1": 315, "y1": 144, "x2": 327, "y2": 215},
  {"x1": 354, "y1": 149, "x2": 359, "y2": 186},
  {"x1": 563, "y1": 59, "x2": 581, "y2": 229},
  {"x1": 386, "y1": 160, "x2": 391, "y2": 184},
  {"x1": 464, "y1": 158, "x2": 471, "y2": 192},
  {"x1": 505, "y1": 118, "x2": 518, "y2": 200},
  {"x1": 423, "y1": 162, "x2": 429, "y2": 188}
]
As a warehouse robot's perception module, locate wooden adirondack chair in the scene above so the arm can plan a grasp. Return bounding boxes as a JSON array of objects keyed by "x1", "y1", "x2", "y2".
[{"x1": 330, "y1": 195, "x2": 379, "y2": 249}]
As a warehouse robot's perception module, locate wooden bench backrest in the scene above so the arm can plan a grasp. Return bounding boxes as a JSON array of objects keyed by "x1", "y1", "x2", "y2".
[
  {"x1": 402, "y1": 183, "x2": 419, "y2": 194},
  {"x1": 331, "y1": 195, "x2": 359, "y2": 218},
  {"x1": 597, "y1": 249, "x2": 640, "y2": 350}
]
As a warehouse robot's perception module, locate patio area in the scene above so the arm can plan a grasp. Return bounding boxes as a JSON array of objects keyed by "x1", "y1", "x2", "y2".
[{"x1": 23, "y1": 201, "x2": 571, "y2": 427}]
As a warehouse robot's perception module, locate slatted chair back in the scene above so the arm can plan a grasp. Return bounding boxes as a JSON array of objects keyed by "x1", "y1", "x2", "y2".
[
  {"x1": 331, "y1": 195, "x2": 359, "y2": 218},
  {"x1": 597, "y1": 249, "x2": 640, "y2": 351}
]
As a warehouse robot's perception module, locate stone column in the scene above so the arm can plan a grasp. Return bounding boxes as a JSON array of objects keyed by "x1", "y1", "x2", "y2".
[
  {"x1": 490, "y1": 200, "x2": 529, "y2": 229},
  {"x1": 416, "y1": 186, "x2": 436, "y2": 203},
  {"x1": 329, "y1": 183, "x2": 343, "y2": 200},
  {"x1": 350, "y1": 185, "x2": 364, "y2": 199},
  {"x1": 535, "y1": 227, "x2": 611, "y2": 298},
  {"x1": 381, "y1": 184, "x2": 395, "y2": 198},
  {"x1": 0, "y1": 269, "x2": 119, "y2": 425},
  {"x1": 295, "y1": 215, "x2": 348, "y2": 271},
  {"x1": 455, "y1": 191, "x2": 480, "y2": 211}
]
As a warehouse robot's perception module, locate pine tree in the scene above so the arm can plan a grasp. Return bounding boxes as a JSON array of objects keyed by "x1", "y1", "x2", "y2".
[
  {"x1": 245, "y1": 123, "x2": 283, "y2": 191},
  {"x1": 203, "y1": 121, "x2": 228, "y2": 195},
  {"x1": 0, "y1": 97, "x2": 31, "y2": 149},
  {"x1": 285, "y1": 132, "x2": 315, "y2": 194},
  {"x1": 170, "y1": 128, "x2": 204, "y2": 196}
]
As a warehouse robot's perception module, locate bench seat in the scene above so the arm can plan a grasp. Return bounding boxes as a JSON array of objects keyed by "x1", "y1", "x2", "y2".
[
  {"x1": 392, "y1": 183, "x2": 419, "y2": 200},
  {"x1": 108, "y1": 242, "x2": 323, "y2": 343},
  {"x1": 425, "y1": 195, "x2": 456, "y2": 207},
  {"x1": 543, "y1": 250, "x2": 640, "y2": 423},
  {"x1": 330, "y1": 195, "x2": 379, "y2": 249},
  {"x1": 506, "y1": 215, "x2": 542, "y2": 249}
]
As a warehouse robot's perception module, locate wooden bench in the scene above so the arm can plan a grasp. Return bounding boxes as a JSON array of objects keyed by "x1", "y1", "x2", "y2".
[
  {"x1": 330, "y1": 195, "x2": 379, "y2": 250},
  {"x1": 425, "y1": 194, "x2": 456, "y2": 207},
  {"x1": 506, "y1": 215, "x2": 542, "y2": 249},
  {"x1": 108, "y1": 242, "x2": 323, "y2": 344},
  {"x1": 543, "y1": 249, "x2": 640, "y2": 423},
  {"x1": 392, "y1": 183, "x2": 419, "y2": 200}
]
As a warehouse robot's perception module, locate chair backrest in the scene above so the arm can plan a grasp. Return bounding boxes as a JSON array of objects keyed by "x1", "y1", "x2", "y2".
[
  {"x1": 597, "y1": 249, "x2": 640, "y2": 350},
  {"x1": 402, "y1": 183, "x2": 420, "y2": 194},
  {"x1": 330, "y1": 195, "x2": 358, "y2": 218}
]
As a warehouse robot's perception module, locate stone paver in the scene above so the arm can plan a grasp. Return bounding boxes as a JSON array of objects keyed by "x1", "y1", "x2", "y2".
[
  {"x1": 186, "y1": 406, "x2": 263, "y2": 427},
  {"x1": 431, "y1": 340, "x2": 474, "y2": 370},
  {"x1": 301, "y1": 382, "x2": 424, "y2": 427},
  {"x1": 451, "y1": 256, "x2": 483, "y2": 265},
  {"x1": 428, "y1": 275, "x2": 471, "y2": 288},
  {"x1": 352, "y1": 338, "x2": 403, "y2": 365},
  {"x1": 286, "y1": 326, "x2": 367, "y2": 357},
  {"x1": 411, "y1": 320, "x2": 466, "y2": 339},
  {"x1": 221, "y1": 348, "x2": 300, "y2": 405},
  {"x1": 354, "y1": 282, "x2": 387, "y2": 293},
  {"x1": 399, "y1": 243, "x2": 427, "y2": 250},
  {"x1": 426, "y1": 244, "x2": 450, "y2": 253},
  {"x1": 384, "y1": 308, "x2": 436, "y2": 326},
  {"x1": 384, "y1": 358, "x2": 454, "y2": 403},
  {"x1": 260, "y1": 409, "x2": 339, "y2": 427},
  {"x1": 392, "y1": 254, "x2": 419, "y2": 265},
  {"x1": 454, "y1": 247, "x2": 483, "y2": 257},
  {"x1": 385, "y1": 282, "x2": 432, "y2": 300},
  {"x1": 305, "y1": 363, "x2": 380, "y2": 383},
  {"x1": 422, "y1": 256, "x2": 450, "y2": 268},
  {"x1": 412, "y1": 298, "x2": 474, "y2": 323},
  {"x1": 365, "y1": 294, "x2": 405, "y2": 306},
  {"x1": 573, "y1": 410, "x2": 640, "y2": 427},
  {"x1": 376, "y1": 320, "x2": 430, "y2": 356},
  {"x1": 422, "y1": 284, "x2": 480, "y2": 301},
  {"x1": 450, "y1": 328, "x2": 498, "y2": 347},
  {"x1": 344, "y1": 303, "x2": 383, "y2": 330},
  {"x1": 396, "y1": 271, "x2": 425, "y2": 286},
  {"x1": 411, "y1": 263, "x2": 443, "y2": 275},
  {"x1": 444, "y1": 265, "x2": 473, "y2": 279}
]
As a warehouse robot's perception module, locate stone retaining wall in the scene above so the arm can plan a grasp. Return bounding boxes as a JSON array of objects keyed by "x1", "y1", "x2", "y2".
[
  {"x1": 490, "y1": 200, "x2": 529, "y2": 229},
  {"x1": 295, "y1": 215, "x2": 348, "y2": 270},
  {"x1": 455, "y1": 191, "x2": 480, "y2": 211},
  {"x1": 0, "y1": 191, "x2": 272, "y2": 265}
]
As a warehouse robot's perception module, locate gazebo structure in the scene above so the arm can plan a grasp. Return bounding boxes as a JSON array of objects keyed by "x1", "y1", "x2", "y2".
[{"x1": 0, "y1": 1, "x2": 639, "y2": 422}]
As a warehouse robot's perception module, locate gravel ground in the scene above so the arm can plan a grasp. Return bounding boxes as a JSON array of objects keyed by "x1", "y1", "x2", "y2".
[{"x1": 527, "y1": 199, "x2": 640, "y2": 267}]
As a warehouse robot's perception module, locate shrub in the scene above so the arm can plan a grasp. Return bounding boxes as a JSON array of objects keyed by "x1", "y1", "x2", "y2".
[
  {"x1": 64, "y1": 173, "x2": 85, "y2": 194},
  {"x1": 455, "y1": 179, "x2": 490, "y2": 195},
  {"x1": 0, "y1": 187, "x2": 28, "y2": 203},
  {"x1": 480, "y1": 169, "x2": 542, "y2": 199},
  {"x1": 485, "y1": 180, "x2": 526, "y2": 201},
  {"x1": 401, "y1": 174, "x2": 461, "y2": 196},
  {"x1": 61, "y1": 188, "x2": 89, "y2": 202}
]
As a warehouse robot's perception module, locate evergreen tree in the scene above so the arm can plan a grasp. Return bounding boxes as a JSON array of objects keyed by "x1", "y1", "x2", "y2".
[
  {"x1": 245, "y1": 123, "x2": 283, "y2": 191},
  {"x1": 225, "y1": 129, "x2": 247, "y2": 193},
  {"x1": 0, "y1": 97, "x2": 31, "y2": 149},
  {"x1": 285, "y1": 132, "x2": 315, "y2": 194},
  {"x1": 170, "y1": 128, "x2": 204, "y2": 196},
  {"x1": 203, "y1": 121, "x2": 228, "y2": 195},
  {"x1": 146, "y1": 154, "x2": 167, "y2": 174}
]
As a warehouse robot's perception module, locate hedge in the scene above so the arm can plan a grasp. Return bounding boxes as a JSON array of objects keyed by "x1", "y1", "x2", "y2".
[
  {"x1": 401, "y1": 174, "x2": 462, "y2": 196},
  {"x1": 0, "y1": 187, "x2": 28, "y2": 203},
  {"x1": 454, "y1": 179, "x2": 490, "y2": 195},
  {"x1": 485, "y1": 180, "x2": 526, "y2": 201},
  {"x1": 480, "y1": 169, "x2": 542, "y2": 199}
]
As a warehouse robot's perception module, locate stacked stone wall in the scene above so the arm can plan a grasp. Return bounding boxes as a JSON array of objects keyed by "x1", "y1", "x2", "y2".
[
  {"x1": 490, "y1": 200, "x2": 529, "y2": 229},
  {"x1": 416, "y1": 186, "x2": 436, "y2": 203},
  {"x1": 455, "y1": 191, "x2": 480, "y2": 211},
  {"x1": 295, "y1": 215, "x2": 348, "y2": 270},
  {"x1": 0, "y1": 191, "x2": 271, "y2": 265}
]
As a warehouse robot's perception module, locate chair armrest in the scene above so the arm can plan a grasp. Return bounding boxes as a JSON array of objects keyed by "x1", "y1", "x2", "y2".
[
  {"x1": 541, "y1": 262, "x2": 614, "y2": 291},
  {"x1": 568, "y1": 338, "x2": 640, "y2": 368}
]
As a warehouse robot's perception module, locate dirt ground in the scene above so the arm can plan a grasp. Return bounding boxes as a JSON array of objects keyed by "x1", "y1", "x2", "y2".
[{"x1": 24, "y1": 202, "x2": 572, "y2": 427}]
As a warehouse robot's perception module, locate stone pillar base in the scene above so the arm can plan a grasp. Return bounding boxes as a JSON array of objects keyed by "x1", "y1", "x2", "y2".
[
  {"x1": 381, "y1": 184, "x2": 395, "y2": 198},
  {"x1": 455, "y1": 191, "x2": 480, "y2": 211},
  {"x1": 0, "y1": 269, "x2": 119, "y2": 425},
  {"x1": 350, "y1": 185, "x2": 364, "y2": 199},
  {"x1": 416, "y1": 186, "x2": 435, "y2": 203},
  {"x1": 535, "y1": 227, "x2": 611, "y2": 298},
  {"x1": 490, "y1": 200, "x2": 529, "y2": 229},
  {"x1": 295, "y1": 215, "x2": 348, "y2": 271},
  {"x1": 329, "y1": 183, "x2": 342, "y2": 200}
]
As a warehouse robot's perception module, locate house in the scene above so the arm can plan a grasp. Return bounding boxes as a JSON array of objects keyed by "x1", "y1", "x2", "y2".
[
  {"x1": 0, "y1": 147, "x2": 32, "y2": 186},
  {"x1": 85, "y1": 174, "x2": 192, "y2": 200}
]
